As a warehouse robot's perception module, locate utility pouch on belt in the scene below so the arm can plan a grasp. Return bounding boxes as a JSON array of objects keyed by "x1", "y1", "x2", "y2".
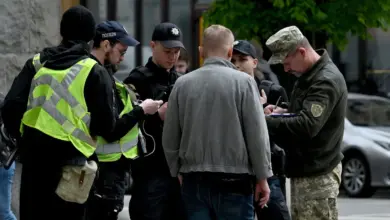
[{"x1": 55, "y1": 160, "x2": 98, "y2": 204}]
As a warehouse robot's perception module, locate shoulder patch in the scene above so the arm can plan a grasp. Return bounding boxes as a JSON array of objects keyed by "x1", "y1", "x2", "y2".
[{"x1": 311, "y1": 103, "x2": 324, "y2": 118}]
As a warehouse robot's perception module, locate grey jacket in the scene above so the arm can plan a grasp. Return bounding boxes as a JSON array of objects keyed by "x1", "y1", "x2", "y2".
[{"x1": 162, "y1": 57, "x2": 273, "y2": 180}]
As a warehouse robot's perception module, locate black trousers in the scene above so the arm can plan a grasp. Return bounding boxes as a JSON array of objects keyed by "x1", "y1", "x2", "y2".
[
  {"x1": 86, "y1": 157, "x2": 129, "y2": 220},
  {"x1": 129, "y1": 174, "x2": 186, "y2": 220},
  {"x1": 19, "y1": 157, "x2": 86, "y2": 220},
  {"x1": 255, "y1": 176, "x2": 291, "y2": 220}
]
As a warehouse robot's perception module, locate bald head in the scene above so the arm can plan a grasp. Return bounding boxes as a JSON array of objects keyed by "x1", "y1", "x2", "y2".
[{"x1": 200, "y1": 25, "x2": 234, "y2": 60}]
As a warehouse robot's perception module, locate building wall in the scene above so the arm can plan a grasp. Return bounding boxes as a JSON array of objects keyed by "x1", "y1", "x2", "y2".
[
  {"x1": 1, "y1": 0, "x2": 69, "y2": 217},
  {"x1": 0, "y1": 0, "x2": 61, "y2": 95}
]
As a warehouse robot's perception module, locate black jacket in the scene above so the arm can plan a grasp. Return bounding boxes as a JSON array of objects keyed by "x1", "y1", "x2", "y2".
[
  {"x1": 89, "y1": 56, "x2": 146, "y2": 143},
  {"x1": 266, "y1": 50, "x2": 346, "y2": 178},
  {"x1": 124, "y1": 57, "x2": 179, "y2": 177},
  {"x1": 1, "y1": 41, "x2": 116, "y2": 165}
]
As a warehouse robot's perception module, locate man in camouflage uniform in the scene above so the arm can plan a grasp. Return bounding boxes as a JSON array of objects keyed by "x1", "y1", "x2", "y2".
[{"x1": 263, "y1": 26, "x2": 347, "y2": 220}]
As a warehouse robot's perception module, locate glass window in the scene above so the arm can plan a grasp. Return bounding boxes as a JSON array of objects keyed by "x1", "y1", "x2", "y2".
[
  {"x1": 115, "y1": 0, "x2": 136, "y2": 80},
  {"x1": 142, "y1": 0, "x2": 161, "y2": 64},
  {"x1": 340, "y1": 33, "x2": 359, "y2": 83},
  {"x1": 84, "y1": 0, "x2": 107, "y2": 22},
  {"x1": 347, "y1": 97, "x2": 390, "y2": 127},
  {"x1": 366, "y1": 28, "x2": 390, "y2": 97},
  {"x1": 170, "y1": 0, "x2": 191, "y2": 56},
  {"x1": 196, "y1": 0, "x2": 213, "y2": 3}
]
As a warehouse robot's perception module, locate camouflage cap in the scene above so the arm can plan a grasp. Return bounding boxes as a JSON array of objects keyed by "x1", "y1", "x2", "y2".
[{"x1": 266, "y1": 26, "x2": 305, "y2": 65}]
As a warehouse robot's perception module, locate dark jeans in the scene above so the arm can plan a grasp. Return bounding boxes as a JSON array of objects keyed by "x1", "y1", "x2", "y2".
[
  {"x1": 86, "y1": 157, "x2": 129, "y2": 220},
  {"x1": 181, "y1": 172, "x2": 254, "y2": 220},
  {"x1": 255, "y1": 176, "x2": 291, "y2": 220},
  {"x1": 129, "y1": 174, "x2": 186, "y2": 220}
]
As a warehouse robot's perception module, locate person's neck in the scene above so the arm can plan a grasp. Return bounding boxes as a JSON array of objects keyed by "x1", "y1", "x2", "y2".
[
  {"x1": 91, "y1": 49, "x2": 105, "y2": 65},
  {"x1": 303, "y1": 49, "x2": 321, "y2": 73},
  {"x1": 204, "y1": 53, "x2": 229, "y2": 61},
  {"x1": 152, "y1": 56, "x2": 170, "y2": 72}
]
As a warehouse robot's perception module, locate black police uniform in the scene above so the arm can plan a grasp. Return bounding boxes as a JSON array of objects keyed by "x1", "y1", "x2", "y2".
[
  {"x1": 85, "y1": 21, "x2": 144, "y2": 220},
  {"x1": 124, "y1": 23, "x2": 187, "y2": 220}
]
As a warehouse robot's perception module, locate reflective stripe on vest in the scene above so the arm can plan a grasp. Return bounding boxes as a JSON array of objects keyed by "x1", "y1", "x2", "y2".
[
  {"x1": 22, "y1": 55, "x2": 97, "y2": 157},
  {"x1": 95, "y1": 80, "x2": 139, "y2": 161},
  {"x1": 95, "y1": 138, "x2": 138, "y2": 154},
  {"x1": 32, "y1": 53, "x2": 43, "y2": 72}
]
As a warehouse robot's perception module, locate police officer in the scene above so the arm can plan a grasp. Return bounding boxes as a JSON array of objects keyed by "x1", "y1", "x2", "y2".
[
  {"x1": 1, "y1": 6, "x2": 116, "y2": 220},
  {"x1": 232, "y1": 40, "x2": 291, "y2": 220},
  {"x1": 264, "y1": 26, "x2": 347, "y2": 220},
  {"x1": 124, "y1": 22, "x2": 186, "y2": 220},
  {"x1": 86, "y1": 21, "x2": 163, "y2": 220}
]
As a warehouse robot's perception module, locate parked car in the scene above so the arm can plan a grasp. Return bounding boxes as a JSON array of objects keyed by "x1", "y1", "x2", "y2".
[{"x1": 341, "y1": 93, "x2": 390, "y2": 197}]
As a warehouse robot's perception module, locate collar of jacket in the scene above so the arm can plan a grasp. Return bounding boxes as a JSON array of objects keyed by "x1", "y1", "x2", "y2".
[
  {"x1": 203, "y1": 57, "x2": 237, "y2": 69},
  {"x1": 299, "y1": 49, "x2": 330, "y2": 83},
  {"x1": 145, "y1": 57, "x2": 178, "y2": 83}
]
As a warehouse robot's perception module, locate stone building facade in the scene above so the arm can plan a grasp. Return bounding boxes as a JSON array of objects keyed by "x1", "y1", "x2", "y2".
[
  {"x1": 0, "y1": 0, "x2": 64, "y2": 95},
  {"x1": 1, "y1": 1, "x2": 78, "y2": 217}
]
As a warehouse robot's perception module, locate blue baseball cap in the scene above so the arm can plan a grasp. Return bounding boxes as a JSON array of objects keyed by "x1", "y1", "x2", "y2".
[{"x1": 95, "y1": 21, "x2": 139, "y2": 46}]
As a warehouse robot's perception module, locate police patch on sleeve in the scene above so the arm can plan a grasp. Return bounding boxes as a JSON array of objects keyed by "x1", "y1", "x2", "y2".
[{"x1": 311, "y1": 103, "x2": 324, "y2": 118}]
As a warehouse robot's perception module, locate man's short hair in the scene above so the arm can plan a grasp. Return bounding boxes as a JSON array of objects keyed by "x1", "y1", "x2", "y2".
[
  {"x1": 203, "y1": 25, "x2": 234, "y2": 54},
  {"x1": 178, "y1": 49, "x2": 190, "y2": 63}
]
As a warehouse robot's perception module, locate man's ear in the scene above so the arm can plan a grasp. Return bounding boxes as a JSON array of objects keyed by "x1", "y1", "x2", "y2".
[
  {"x1": 227, "y1": 47, "x2": 233, "y2": 61},
  {"x1": 253, "y1": 58, "x2": 258, "y2": 68},
  {"x1": 101, "y1": 40, "x2": 111, "y2": 53},
  {"x1": 150, "y1": 41, "x2": 156, "y2": 50},
  {"x1": 298, "y1": 47, "x2": 306, "y2": 57}
]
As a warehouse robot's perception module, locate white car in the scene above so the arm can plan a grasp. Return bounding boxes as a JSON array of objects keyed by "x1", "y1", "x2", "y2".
[{"x1": 341, "y1": 93, "x2": 390, "y2": 197}]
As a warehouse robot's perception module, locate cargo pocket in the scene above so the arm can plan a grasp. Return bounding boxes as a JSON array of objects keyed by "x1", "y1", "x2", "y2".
[{"x1": 55, "y1": 160, "x2": 98, "y2": 204}]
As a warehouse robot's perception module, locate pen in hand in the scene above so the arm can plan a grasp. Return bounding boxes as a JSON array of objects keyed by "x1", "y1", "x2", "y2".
[{"x1": 273, "y1": 96, "x2": 282, "y2": 111}]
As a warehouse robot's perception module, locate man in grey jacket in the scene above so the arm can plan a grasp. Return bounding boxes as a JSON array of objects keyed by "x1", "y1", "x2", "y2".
[{"x1": 162, "y1": 24, "x2": 273, "y2": 220}]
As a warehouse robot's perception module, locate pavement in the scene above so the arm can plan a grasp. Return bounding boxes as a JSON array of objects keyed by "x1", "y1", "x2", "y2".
[{"x1": 118, "y1": 190, "x2": 390, "y2": 220}]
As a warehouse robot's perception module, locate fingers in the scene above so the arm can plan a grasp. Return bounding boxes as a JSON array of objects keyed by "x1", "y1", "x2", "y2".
[
  {"x1": 155, "y1": 100, "x2": 163, "y2": 105},
  {"x1": 257, "y1": 192, "x2": 270, "y2": 208},
  {"x1": 261, "y1": 89, "x2": 267, "y2": 98}
]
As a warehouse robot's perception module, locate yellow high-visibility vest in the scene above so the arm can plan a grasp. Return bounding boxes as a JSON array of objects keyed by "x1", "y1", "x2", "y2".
[
  {"x1": 95, "y1": 81, "x2": 139, "y2": 162},
  {"x1": 21, "y1": 53, "x2": 98, "y2": 157}
]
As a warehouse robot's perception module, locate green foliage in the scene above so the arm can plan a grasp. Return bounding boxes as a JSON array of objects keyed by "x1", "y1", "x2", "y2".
[{"x1": 203, "y1": 0, "x2": 390, "y2": 50}]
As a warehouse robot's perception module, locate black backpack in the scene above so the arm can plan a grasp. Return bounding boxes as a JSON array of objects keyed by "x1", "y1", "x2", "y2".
[{"x1": 258, "y1": 79, "x2": 289, "y2": 105}]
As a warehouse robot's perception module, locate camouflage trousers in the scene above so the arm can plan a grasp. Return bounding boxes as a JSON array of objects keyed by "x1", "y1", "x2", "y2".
[{"x1": 290, "y1": 163, "x2": 342, "y2": 220}]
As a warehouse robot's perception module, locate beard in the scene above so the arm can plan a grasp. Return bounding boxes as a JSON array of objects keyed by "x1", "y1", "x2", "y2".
[{"x1": 104, "y1": 51, "x2": 119, "y2": 74}]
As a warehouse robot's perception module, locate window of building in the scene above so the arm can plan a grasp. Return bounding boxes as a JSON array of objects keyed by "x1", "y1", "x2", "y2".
[
  {"x1": 142, "y1": 0, "x2": 161, "y2": 64},
  {"x1": 115, "y1": 0, "x2": 136, "y2": 80},
  {"x1": 83, "y1": 0, "x2": 107, "y2": 22},
  {"x1": 169, "y1": 0, "x2": 191, "y2": 57},
  {"x1": 347, "y1": 97, "x2": 390, "y2": 127},
  {"x1": 366, "y1": 28, "x2": 390, "y2": 97},
  {"x1": 340, "y1": 33, "x2": 359, "y2": 84}
]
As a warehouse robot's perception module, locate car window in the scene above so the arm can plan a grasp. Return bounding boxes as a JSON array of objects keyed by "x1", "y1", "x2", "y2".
[{"x1": 347, "y1": 98, "x2": 390, "y2": 127}]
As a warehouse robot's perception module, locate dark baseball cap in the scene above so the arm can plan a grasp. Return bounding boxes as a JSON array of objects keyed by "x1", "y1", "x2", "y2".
[
  {"x1": 233, "y1": 40, "x2": 257, "y2": 58},
  {"x1": 152, "y1": 22, "x2": 185, "y2": 49},
  {"x1": 96, "y1": 21, "x2": 139, "y2": 46}
]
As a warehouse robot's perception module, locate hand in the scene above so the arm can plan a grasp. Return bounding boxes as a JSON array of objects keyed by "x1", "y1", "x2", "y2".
[
  {"x1": 158, "y1": 102, "x2": 168, "y2": 121},
  {"x1": 140, "y1": 99, "x2": 163, "y2": 115},
  {"x1": 255, "y1": 179, "x2": 270, "y2": 208},
  {"x1": 264, "y1": 105, "x2": 288, "y2": 115},
  {"x1": 260, "y1": 89, "x2": 267, "y2": 105}
]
